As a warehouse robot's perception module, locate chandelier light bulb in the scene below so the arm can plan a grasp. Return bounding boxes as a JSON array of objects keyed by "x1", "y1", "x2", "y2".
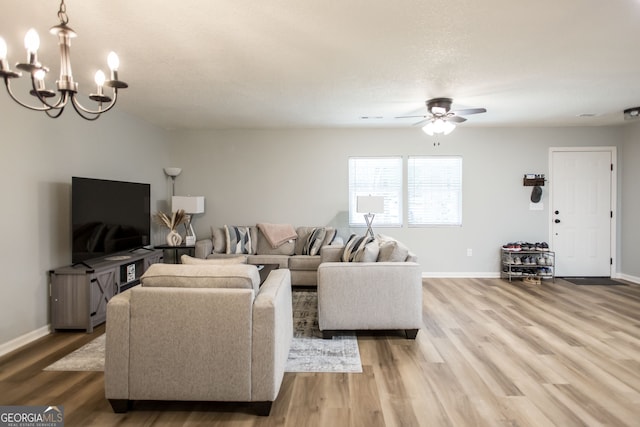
[
  {"x1": 33, "y1": 68, "x2": 46, "y2": 81},
  {"x1": 94, "y1": 69, "x2": 106, "y2": 86},
  {"x1": 0, "y1": 38, "x2": 7, "y2": 60},
  {"x1": 107, "y1": 51, "x2": 119, "y2": 71},
  {"x1": 24, "y1": 29, "x2": 40, "y2": 53}
]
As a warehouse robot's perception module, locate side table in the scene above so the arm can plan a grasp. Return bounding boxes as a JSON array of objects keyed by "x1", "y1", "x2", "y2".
[{"x1": 155, "y1": 244, "x2": 195, "y2": 264}]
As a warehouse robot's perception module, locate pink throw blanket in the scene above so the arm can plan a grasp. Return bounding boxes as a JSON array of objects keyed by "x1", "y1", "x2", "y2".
[{"x1": 257, "y1": 223, "x2": 298, "y2": 248}]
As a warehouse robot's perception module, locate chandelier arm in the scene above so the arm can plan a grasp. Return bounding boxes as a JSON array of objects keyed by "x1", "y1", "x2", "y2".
[
  {"x1": 45, "y1": 106, "x2": 66, "y2": 119},
  {"x1": 3, "y1": 77, "x2": 64, "y2": 111},
  {"x1": 29, "y1": 75, "x2": 69, "y2": 110},
  {"x1": 71, "y1": 89, "x2": 119, "y2": 116},
  {"x1": 70, "y1": 95, "x2": 111, "y2": 121}
]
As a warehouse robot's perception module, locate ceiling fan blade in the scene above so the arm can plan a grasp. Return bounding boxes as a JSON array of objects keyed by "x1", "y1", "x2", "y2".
[
  {"x1": 413, "y1": 118, "x2": 431, "y2": 127},
  {"x1": 395, "y1": 115, "x2": 427, "y2": 119},
  {"x1": 454, "y1": 107, "x2": 487, "y2": 116},
  {"x1": 448, "y1": 115, "x2": 467, "y2": 123}
]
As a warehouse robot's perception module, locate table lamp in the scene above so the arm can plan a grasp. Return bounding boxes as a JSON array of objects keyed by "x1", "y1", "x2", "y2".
[
  {"x1": 171, "y1": 196, "x2": 205, "y2": 245},
  {"x1": 357, "y1": 195, "x2": 385, "y2": 239}
]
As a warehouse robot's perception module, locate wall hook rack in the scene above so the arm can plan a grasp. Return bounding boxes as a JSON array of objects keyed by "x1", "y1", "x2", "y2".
[{"x1": 523, "y1": 173, "x2": 545, "y2": 186}]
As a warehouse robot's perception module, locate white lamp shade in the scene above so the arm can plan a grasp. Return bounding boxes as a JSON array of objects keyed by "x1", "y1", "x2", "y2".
[
  {"x1": 172, "y1": 196, "x2": 205, "y2": 214},
  {"x1": 164, "y1": 167, "x2": 182, "y2": 177},
  {"x1": 356, "y1": 195, "x2": 385, "y2": 214}
]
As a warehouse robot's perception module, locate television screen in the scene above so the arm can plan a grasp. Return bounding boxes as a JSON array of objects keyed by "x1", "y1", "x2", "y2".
[{"x1": 72, "y1": 177, "x2": 150, "y2": 264}]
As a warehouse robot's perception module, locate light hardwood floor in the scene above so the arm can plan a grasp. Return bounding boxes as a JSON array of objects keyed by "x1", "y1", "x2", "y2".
[{"x1": 1, "y1": 278, "x2": 640, "y2": 426}]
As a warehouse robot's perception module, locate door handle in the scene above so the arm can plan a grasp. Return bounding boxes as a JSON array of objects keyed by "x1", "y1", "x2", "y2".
[{"x1": 555, "y1": 219, "x2": 561, "y2": 223}]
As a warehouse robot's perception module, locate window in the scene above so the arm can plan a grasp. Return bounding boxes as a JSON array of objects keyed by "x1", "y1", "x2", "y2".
[
  {"x1": 348, "y1": 157, "x2": 402, "y2": 227},
  {"x1": 408, "y1": 156, "x2": 462, "y2": 226}
]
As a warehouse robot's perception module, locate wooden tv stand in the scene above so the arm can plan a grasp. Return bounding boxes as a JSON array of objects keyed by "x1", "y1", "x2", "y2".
[{"x1": 49, "y1": 248, "x2": 163, "y2": 333}]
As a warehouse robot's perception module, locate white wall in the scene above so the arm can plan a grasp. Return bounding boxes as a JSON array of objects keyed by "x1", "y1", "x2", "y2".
[
  {"x1": 168, "y1": 126, "x2": 626, "y2": 276},
  {"x1": 0, "y1": 98, "x2": 171, "y2": 349}
]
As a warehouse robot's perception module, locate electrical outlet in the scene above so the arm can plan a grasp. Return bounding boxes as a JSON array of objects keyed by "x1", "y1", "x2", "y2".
[{"x1": 467, "y1": 248, "x2": 473, "y2": 257}]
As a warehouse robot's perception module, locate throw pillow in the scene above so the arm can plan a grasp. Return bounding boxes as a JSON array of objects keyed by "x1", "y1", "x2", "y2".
[
  {"x1": 211, "y1": 227, "x2": 227, "y2": 253},
  {"x1": 322, "y1": 227, "x2": 338, "y2": 246},
  {"x1": 302, "y1": 227, "x2": 327, "y2": 256},
  {"x1": 341, "y1": 234, "x2": 373, "y2": 262},
  {"x1": 180, "y1": 254, "x2": 247, "y2": 265},
  {"x1": 224, "y1": 225, "x2": 253, "y2": 254},
  {"x1": 354, "y1": 239, "x2": 380, "y2": 262},
  {"x1": 377, "y1": 239, "x2": 409, "y2": 262}
]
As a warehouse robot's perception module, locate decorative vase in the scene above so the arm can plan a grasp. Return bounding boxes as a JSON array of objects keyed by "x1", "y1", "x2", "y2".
[{"x1": 166, "y1": 229, "x2": 182, "y2": 246}]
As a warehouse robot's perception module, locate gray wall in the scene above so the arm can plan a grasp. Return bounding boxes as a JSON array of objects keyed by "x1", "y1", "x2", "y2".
[
  {"x1": 167, "y1": 126, "x2": 631, "y2": 277},
  {"x1": 1, "y1": 92, "x2": 639, "y2": 352},
  {"x1": 620, "y1": 122, "x2": 640, "y2": 279},
  {"x1": 0, "y1": 97, "x2": 171, "y2": 348}
]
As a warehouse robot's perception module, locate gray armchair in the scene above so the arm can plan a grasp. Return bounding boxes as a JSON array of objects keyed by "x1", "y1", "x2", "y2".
[
  {"x1": 317, "y1": 243, "x2": 422, "y2": 339},
  {"x1": 105, "y1": 264, "x2": 293, "y2": 416}
]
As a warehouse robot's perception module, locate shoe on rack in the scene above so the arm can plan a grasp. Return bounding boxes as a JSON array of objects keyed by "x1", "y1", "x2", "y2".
[{"x1": 514, "y1": 257, "x2": 522, "y2": 265}]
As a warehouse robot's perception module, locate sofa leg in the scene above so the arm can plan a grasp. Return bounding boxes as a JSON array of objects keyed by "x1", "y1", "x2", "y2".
[
  {"x1": 254, "y1": 401, "x2": 273, "y2": 416},
  {"x1": 405, "y1": 329, "x2": 419, "y2": 339},
  {"x1": 108, "y1": 399, "x2": 131, "y2": 413},
  {"x1": 321, "y1": 330, "x2": 334, "y2": 340}
]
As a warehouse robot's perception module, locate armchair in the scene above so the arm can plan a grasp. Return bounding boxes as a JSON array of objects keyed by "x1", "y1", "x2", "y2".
[
  {"x1": 317, "y1": 242, "x2": 422, "y2": 339},
  {"x1": 105, "y1": 263, "x2": 293, "y2": 416}
]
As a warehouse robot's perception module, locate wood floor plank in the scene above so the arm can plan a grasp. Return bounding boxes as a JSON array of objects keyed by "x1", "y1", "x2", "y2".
[{"x1": 1, "y1": 277, "x2": 640, "y2": 426}]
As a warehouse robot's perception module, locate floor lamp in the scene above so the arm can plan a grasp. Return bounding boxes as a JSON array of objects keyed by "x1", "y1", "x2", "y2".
[
  {"x1": 163, "y1": 167, "x2": 182, "y2": 200},
  {"x1": 357, "y1": 195, "x2": 385, "y2": 239},
  {"x1": 172, "y1": 196, "x2": 205, "y2": 246}
]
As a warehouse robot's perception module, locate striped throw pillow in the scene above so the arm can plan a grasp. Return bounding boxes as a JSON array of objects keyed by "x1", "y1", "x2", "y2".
[
  {"x1": 225, "y1": 225, "x2": 252, "y2": 254},
  {"x1": 341, "y1": 234, "x2": 373, "y2": 262}
]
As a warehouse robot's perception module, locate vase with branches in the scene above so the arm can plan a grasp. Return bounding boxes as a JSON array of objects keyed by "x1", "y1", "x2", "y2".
[{"x1": 153, "y1": 209, "x2": 188, "y2": 246}]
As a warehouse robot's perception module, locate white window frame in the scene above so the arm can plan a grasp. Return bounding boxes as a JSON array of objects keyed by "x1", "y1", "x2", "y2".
[
  {"x1": 348, "y1": 156, "x2": 403, "y2": 227},
  {"x1": 408, "y1": 156, "x2": 463, "y2": 226}
]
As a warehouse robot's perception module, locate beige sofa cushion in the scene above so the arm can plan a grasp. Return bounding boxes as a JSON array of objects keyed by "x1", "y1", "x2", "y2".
[
  {"x1": 141, "y1": 263, "x2": 260, "y2": 292},
  {"x1": 288, "y1": 255, "x2": 321, "y2": 271},
  {"x1": 181, "y1": 254, "x2": 247, "y2": 264}
]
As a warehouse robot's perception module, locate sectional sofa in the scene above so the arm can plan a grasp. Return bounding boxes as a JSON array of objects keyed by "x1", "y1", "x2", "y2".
[{"x1": 195, "y1": 224, "x2": 343, "y2": 286}]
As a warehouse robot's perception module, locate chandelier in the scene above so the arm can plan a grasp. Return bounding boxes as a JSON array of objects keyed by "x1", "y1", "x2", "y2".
[{"x1": 0, "y1": 0, "x2": 127, "y2": 120}]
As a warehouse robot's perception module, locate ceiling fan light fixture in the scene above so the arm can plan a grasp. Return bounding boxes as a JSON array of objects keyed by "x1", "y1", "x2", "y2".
[
  {"x1": 422, "y1": 122, "x2": 435, "y2": 135},
  {"x1": 422, "y1": 118, "x2": 456, "y2": 136}
]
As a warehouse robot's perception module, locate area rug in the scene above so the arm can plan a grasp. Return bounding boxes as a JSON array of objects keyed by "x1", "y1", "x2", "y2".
[
  {"x1": 44, "y1": 291, "x2": 361, "y2": 373},
  {"x1": 562, "y1": 277, "x2": 627, "y2": 286}
]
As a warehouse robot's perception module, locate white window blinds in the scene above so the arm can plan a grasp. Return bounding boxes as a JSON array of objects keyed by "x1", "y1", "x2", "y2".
[
  {"x1": 348, "y1": 157, "x2": 402, "y2": 226},
  {"x1": 408, "y1": 156, "x2": 462, "y2": 226}
]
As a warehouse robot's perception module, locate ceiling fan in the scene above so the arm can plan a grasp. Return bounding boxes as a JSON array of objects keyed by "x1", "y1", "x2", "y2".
[{"x1": 396, "y1": 98, "x2": 487, "y2": 135}]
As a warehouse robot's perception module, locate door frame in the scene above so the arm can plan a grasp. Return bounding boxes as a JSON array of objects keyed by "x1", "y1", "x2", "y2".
[{"x1": 548, "y1": 146, "x2": 617, "y2": 278}]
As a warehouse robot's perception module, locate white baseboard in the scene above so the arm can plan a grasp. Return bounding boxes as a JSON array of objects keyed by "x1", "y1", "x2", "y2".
[
  {"x1": 422, "y1": 272, "x2": 640, "y2": 284},
  {"x1": 0, "y1": 325, "x2": 51, "y2": 358},
  {"x1": 615, "y1": 273, "x2": 640, "y2": 284},
  {"x1": 422, "y1": 272, "x2": 501, "y2": 279}
]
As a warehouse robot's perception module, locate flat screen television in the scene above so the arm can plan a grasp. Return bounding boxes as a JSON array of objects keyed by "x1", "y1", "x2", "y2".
[{"x1": 72, "y1": 177, "x2": 151, "y2": 264}]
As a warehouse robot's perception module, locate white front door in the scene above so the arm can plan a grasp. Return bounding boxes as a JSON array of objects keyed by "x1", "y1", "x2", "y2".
[{"x1": 550, "y1": 148, "x2": 614, "y2": 277}]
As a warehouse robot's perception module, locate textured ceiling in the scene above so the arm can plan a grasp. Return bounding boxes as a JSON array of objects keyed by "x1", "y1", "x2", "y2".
[{"x1": 1, "y1": 0, "x2": 639, "y2": 130}]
